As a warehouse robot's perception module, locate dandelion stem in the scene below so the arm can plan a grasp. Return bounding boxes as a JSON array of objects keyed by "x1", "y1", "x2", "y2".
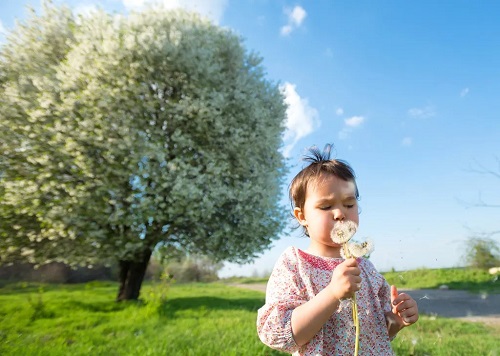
[
  {"x1": 342, "y1": 243, "x2": 360, "y2": 356},
  {"x1": 352, "y1": 296, "x2": 360, "y2": 356}
]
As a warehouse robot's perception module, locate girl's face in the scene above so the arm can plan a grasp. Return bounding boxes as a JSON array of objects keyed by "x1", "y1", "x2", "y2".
[{"x1": 294, "y1": 174, "x2": 359, "y2": 257}]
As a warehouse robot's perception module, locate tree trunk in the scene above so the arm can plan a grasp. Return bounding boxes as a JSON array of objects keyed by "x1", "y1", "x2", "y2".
[{"x1": 116, "y1": 247, "x2": 152, "y2": 301}]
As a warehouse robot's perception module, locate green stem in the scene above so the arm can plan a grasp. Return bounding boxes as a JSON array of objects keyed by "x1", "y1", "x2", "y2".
[
  {"x1": 352, "y1": 295, "x2": 359, "y2": 356},
  {"x1": 343, "y1": 244, "x2": 359, "y2": 356}
]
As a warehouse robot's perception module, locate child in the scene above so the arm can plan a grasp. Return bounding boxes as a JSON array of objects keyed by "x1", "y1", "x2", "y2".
[{"x1": 257, "y1": 144, "x2": 419, "y2": 355}]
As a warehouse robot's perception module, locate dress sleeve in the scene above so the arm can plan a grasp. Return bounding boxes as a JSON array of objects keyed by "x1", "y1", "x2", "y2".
[
  {"x1": 361, "y1": 258, "x2": 392, "y2": 314},
  {"x1": 379, "y1": 278, "x2": 392, "y2": 314},
  {"x1": 378, "y1": 274, "x2": 398, "y2": 341},
  {"x1": 256, "y1": 249, "x2": 306, "y2": 353}
]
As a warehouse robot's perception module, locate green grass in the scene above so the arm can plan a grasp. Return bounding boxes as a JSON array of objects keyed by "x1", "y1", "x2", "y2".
[
  {"x1": 220, "y1": 276, "x2": 269, "y2": 284},
  {"x1": 392, "y1": 315, "x2": 499, "y2": 355},
  {"x1": 0, "y1": 281, "x2": 282, "y2": 355},
  {"x1": 382, "y1": 267, "x2": 499, "y2": 293},
  {"x1": 0, "y1": 281, "x2": 498, "y2": 355}
]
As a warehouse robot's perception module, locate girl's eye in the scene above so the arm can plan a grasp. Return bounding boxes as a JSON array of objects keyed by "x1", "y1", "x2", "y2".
[
  {"x1": 319, "y1": 206, "x2": 331, "y2": 210},
  {"x1": 345, "y1": 204, "x2": 355, "y2": 209}
]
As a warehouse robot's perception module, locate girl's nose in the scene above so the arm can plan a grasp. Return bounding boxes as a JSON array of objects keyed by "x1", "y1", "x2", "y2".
[{"x1": 332, "y1": 208, "x2": 345, "y2": 220}]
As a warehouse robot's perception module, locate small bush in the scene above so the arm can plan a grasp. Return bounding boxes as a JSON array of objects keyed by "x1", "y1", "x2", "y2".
[
  {"x1": 463, "y1": 237, "x2": 500, "y2": 269},
  {"x1": 166, "y1": 255, "x2": 222, "y2": 283}
]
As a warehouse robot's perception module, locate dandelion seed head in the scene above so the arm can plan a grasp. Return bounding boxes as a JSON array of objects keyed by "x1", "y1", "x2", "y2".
[
  {"x1": 346, "y1": 239, "x2": 374, "y2": 258},
  {"x1": 330, "y1": 220, "x2": 357, "y2": 244},
  {"x1": 412, "y1": 338, "x2": 418, "y2": 346},
  {"x1": 480, "y1": 292, "x2": 488, "y2": 300}
]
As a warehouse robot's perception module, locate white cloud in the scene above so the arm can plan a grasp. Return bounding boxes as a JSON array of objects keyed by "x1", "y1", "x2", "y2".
[
  {"x1": 335, "y1": 107, "x2": 344, "y2": 116},
  {"x1": 344, "y1": 115, "x2": 364, "y2": 127},
  {"x1": 408, "y1": 105, "x2": 435, "y2": 119},
  {"x1": 338, "y1": 115, "x2": 365, "y2": 140},
  {"x1": 280, "y1": 5, "x2": 307, "y2": 36},
  {"x1": 281, "y1": 82, "x2": 320, "y2": 157},
  {"x1": 401, "y1": 137, "x2": 413, "y2": 146},
  {"x1": 460, "y1": 87, "x2": 469, "y2": 97},
  {"x1": 289, "y1": 5, "x2": 306, "y2": 25},
  {"x1": 122, "y1": 0, "x2": 228, "y2": 23},
  {"x1": 280, "y1": 25, "x2": 293, "y2": 36}
]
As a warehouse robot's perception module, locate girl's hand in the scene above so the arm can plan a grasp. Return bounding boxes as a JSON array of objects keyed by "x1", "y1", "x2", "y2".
[
  {"x1": 391, "y1": 285, "x2": 419, "y2": 326},
  {"x1": 386, "y1": 285, "x2": 419, "y2": 337},
  {"x1": 328, "y1": 258, "x2": 361, "y2": 300}
]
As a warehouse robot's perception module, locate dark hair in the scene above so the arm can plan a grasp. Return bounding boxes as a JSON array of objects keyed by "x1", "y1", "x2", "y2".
[{"x1": 289, "y1": 144, "x2": 359, "y2": 235}]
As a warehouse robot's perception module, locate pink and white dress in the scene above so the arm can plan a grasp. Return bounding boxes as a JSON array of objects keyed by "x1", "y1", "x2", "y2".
[{"x1": 257, "y1": 246, "x2": 395, "y2": 355}]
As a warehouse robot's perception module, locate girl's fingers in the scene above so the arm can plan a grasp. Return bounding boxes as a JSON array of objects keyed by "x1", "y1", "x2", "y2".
[
  {"x1": 391, "y1": 285, "x2": 399, "y2": 302},
  {"x1": 392, "y1": 292, "x2": 413, "y2": 306},
  {"x1": 401, "y1": 311, "x2": 419, "y2": 324},
  {"x1": 393, "y1": 301, "x2": 414, "y2": 313},
  {"x1": 344, "y1": 258, "x2": 359, "y2": 267},
  {"x1": 395, "y1": 301, "x2": 419, "y2": 325}
]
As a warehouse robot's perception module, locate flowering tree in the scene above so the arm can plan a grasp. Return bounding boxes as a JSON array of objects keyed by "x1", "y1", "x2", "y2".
[{"x1": 0, "y1": 3, "x2": 287, "y2": 300}]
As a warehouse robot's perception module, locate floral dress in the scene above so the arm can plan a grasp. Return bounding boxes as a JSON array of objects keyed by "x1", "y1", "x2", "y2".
[{"x1": 257, "y1": 246, "x2": 395, "y2": 355}]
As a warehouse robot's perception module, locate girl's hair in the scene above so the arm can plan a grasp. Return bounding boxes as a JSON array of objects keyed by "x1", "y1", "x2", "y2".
[{"x1": 289, "y1": 144, "x2": 359, "y2": 233}]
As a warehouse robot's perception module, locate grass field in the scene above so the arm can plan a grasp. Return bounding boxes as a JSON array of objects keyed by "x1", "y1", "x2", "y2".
[
  {"x1": 382, "y1": 267, "x2": 499, "y2": 293},
  {"x1": 0, "y1": 278, "x2": 498, "y2": 355}
]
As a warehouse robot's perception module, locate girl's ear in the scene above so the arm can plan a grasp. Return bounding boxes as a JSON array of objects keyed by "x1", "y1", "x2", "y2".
[{"x1": 294, "y1": 207, "x2": 307, "y2": 226}]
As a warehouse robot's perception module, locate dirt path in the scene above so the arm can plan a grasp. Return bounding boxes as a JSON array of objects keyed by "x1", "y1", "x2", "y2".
[{"x1": 231, "y1": 284, "x2": 500, "y2": 330}]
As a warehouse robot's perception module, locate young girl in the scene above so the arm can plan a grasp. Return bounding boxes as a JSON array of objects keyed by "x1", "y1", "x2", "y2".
[{"x1": 257, "y1": 144, "x2": 419, "y2": 355}]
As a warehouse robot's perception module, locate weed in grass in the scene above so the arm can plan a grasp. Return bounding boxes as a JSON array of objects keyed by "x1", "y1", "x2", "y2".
[
  {"x1": 144, "y1": 272, "x2": 174, "y2": 317},
  {"x1": 26, "y1": 286, "x2": 55, "y2": 321}
]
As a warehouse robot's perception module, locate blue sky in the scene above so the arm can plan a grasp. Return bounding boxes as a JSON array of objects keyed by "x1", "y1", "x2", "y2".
[{"x1": 2, "y1": 0, "x2": 499, "y2": 277}]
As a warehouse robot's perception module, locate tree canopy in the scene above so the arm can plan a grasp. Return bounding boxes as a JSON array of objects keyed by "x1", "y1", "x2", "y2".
[
  {"x1": 463, "y1": 237, "x2": 500, "y2": 269},
  {"x1": 0, "y1": 3, "x2": 287, "y2": 299}
]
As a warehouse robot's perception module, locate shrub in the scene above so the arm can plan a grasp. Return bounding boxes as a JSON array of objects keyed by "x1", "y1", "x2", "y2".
[
  {"x1": 463, "y1": 237, "x2": 500, "y2": 269},
  {"x1": 166, "y1": 255, "x2": 222, "y2": 283}
]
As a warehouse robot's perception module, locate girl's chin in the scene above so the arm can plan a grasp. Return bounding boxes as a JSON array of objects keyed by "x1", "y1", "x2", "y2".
[{"x1": 329, "y1": 242, "x2": 343, "y2": 248}]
